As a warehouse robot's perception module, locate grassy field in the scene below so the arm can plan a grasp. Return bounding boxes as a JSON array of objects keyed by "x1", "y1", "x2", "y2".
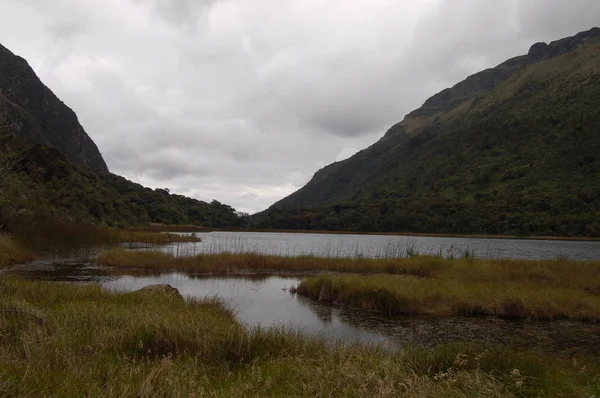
[{"x1": 1, "y1": 278, "x2": 598, "y2": 397}]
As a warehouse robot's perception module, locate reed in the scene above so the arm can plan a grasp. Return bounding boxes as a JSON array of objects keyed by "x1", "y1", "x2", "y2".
[
  {"x1": 9, "y1": 222, "x2": 199, "y2": 259},
  {"x1": 295, "y1": 273, "x2": 600, "y2": 321},
  {"x1": 0, "y1": 234, "x2": 33, "y2": 268},
  {"x1": 96, "y1": 249, "x2": 448, "y2": 276},
  {"x1": 96, "y1": 249, "x2": 600, "y2": 321},
  {"x1": 1, "y1": 278, "x2": 598, "y2": 397}
]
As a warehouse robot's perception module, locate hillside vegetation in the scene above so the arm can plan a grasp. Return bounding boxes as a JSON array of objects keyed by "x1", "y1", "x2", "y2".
[
  {"x1": 0, "y1": 142, "x2": 242, "y2": 230},
  {"x1": 257, "y1": 29, "x2": 600, "y2": 237}
]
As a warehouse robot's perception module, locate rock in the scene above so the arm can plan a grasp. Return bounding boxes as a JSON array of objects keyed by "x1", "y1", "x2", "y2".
[
  {"x1": 0, "y1": 43, "x2": 108, "y2": 171},
  {"x1": 136, "y1": 284, "x2": 184, "y2": 301}
]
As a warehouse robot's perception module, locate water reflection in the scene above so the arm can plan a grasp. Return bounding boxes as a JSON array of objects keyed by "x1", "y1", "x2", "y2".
[{"x1": 7, "y1": 262, "x2": 600, "y2": 354}]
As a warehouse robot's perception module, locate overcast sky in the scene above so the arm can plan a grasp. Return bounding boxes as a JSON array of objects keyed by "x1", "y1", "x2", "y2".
[{"x1": 0, "y1": 0, "x2": 598, "y2": 213}]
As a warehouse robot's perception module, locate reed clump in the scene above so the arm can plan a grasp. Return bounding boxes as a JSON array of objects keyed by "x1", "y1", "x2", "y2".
[
  {"x1": 1, "y1": 278, "x2": 598, "y2": 397},
  {"x1": 113, "y1": 230, "x2": 200, "y2": 244},
  {"x1": 295, "y1": 273, "x2": 600, "y2": 321},
  {"x1": 96, "y1": 249, "x2": 600, "y2": 322},
  {"x1": 0, "y1": 234, "x2": 33, "y2": 268},
  {"x1": 96, "y1": 249, "x2": 448, "y2": 276},
  {"x1": 10, "y1": 222, "x2": 199, "y2": 259}
]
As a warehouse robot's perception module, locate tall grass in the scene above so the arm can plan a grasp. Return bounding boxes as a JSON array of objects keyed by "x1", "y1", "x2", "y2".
[
  {"x1": 0, "y1": 234, "x2": 33, "y2": 268},
  {"x1": 97, "y1": 249, "x2": 447, "y2": 276},
  {"x1": 96, "y1": 249, "x2": 600, "y2": 321},
  {"x1": 295, "y1": 272, "x2": 600, "y2": 321},
  {"x1": 11, "y1": 222, "x2": 200, "y2": 258},
  {"x1": 1, "y1": 278, "x2": 598, "y2": 397}
]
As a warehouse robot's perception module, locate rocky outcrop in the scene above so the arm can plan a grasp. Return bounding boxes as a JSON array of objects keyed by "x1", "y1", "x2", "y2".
[
  {"x1": 136, "y1": 284, "x2": 184, "y2": 301},
  {"x1": 0, "y1": 43, "x2": 107, "y2": 171},
  {"x1": 527, "y1": 27, "x2": 600, "y2": 63},
  {"x1": 404, "y1": 27, "x2": 600, "y2": 121}
]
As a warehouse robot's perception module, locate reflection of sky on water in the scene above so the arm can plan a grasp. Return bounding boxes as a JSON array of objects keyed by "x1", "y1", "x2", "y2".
[
  {"x1": 102, "y1": 272, "x2": 600, "y2": 354},
  {"x1": 7, "y1": 260, "x2": 600, "y2": 354}
]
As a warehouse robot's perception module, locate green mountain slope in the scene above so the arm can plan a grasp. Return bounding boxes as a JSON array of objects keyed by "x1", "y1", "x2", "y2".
[
  {"x1": 0, "y1": 141, "x2": 241, "y2": 230},
  {"x1": 0, "y1": 44, "x2": 241, "y2": 230},
  {"x1": 257, "y1": 28, "x2": 600, "y2": 237},
  {"x1": 0, "y1": 43, "x2": 107, "y2": 171}
]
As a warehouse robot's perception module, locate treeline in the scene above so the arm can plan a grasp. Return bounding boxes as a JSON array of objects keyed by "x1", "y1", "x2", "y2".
[
  {"x1": 254, "y1": 192, "x2": 600, "y2": 237},
  {"x1": 0, "y1": 140, "x2": 242, "y2": 231}
]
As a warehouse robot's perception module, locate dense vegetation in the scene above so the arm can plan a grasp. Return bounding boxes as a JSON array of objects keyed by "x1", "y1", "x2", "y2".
[
  {"x1": 257, "y1": 31, "x2": 600, "y2": 237},
  {"x1": 0, "y1": 42, "x2": 243, "y2": 232},
  {"x1": 2, "y1": 278, "x2": 599, "y2": 397},
  {"x1": 0, "y1": 141, "x2": 242, "y2": 231}
]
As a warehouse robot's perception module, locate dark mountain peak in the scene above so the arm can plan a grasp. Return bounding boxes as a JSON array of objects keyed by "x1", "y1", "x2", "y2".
[{"x1": 0, "y1": 43, "x2": 108, "y2": 171}]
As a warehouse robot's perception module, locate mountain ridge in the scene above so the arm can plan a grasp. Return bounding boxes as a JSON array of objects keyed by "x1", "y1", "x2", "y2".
[{"x1": 256, "y1": 28, "x2": 600, "y2": 237}]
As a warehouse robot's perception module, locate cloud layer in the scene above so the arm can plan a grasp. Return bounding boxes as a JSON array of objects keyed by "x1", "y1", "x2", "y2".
[{"x1": 1, "y1": 0, "x2": 598, "y2": 212}]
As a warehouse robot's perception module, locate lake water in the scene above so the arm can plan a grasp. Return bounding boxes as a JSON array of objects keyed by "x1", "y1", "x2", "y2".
[
  {"x1": 7, "y1": 259, "x2": 600, "y2": 354},
  {"x1": 152, "y1": 231, "x2": 600, "y2": 261}
]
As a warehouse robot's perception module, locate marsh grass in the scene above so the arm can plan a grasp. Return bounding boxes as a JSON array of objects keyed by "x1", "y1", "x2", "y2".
[
  {"x1": 97, "y1": 249, "x2": 600, "y2": 321},
  {"x1": 1, "y1": 278, "x2": 598, "y2": 397},
  {"x1": 10, "y1": 222, "x2": 199, "y2": 259},
  {"x1": 0, "y1": 234, "x2": 33, "y2": 268},
  {"x1": 97, "y1": 249, "x2": 447, "y2": 276},
  {"x1": 296, "y1": 270, "x2": 600, "y2": 321}
]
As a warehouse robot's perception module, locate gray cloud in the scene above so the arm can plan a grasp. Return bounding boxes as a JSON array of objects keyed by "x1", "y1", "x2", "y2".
[{"x1": 0, "y1": 0, "x2": 598, "y2": 212}]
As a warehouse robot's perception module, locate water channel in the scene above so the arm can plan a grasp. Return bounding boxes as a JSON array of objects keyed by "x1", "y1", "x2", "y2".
[{"x1": 7, "y1": 255, "x2": 600, "y2": 355}]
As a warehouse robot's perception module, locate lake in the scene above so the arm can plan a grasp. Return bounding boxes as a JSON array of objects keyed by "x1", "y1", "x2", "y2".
[{"x1": 149, "y1": 231, "x2": 600, "y2": 261}]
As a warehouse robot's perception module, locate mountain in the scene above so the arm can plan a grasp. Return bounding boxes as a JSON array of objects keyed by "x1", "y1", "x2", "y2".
[
  {"x1": 0, "y1": 43, "x2": 107, "y2": 171},
  {"x1": 257, "y1": 28, "x2": 600, "y2": 237},
  {"x1": 0, "y1": 44, "x2": 241, "y2": 230},
  {"x1": 0, "y1": 141, "x2": 241, "y2": 230}
]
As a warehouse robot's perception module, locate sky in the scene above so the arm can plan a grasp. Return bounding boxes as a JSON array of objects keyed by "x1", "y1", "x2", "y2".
[{"x1": 0, "y1": 0, "x2": 599, "y2": 213}]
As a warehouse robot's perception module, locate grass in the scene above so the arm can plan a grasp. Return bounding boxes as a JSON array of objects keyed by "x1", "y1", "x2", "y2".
[
  {"x1": 8, "y1": 222, "x2": 200, "y2": 259},
  {"x1": 0, "y1": 234, "x2": 34, "y2": 268},
  {"x1": 131, "y1": 223, "x2": 213, "y2": 233},
  {"x1": 113, "y1": 230, "x2": 200, "y2": 244},
  {"x1": 97, "y1": 249, "x2": 447, "y2": 276},
  {"x1": 1, "y1": 278, "x2": 598, "y2": 397},
  {"x1": 97, "y1": 249, "x2": 600, "y2": 321},
  {"x1": 295, "y1": 273, "x2": 600, "y2": 321}
]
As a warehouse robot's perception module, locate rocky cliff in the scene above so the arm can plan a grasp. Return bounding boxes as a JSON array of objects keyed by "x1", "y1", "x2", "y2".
[{"x1": 0, "y1": 43, "x2": 107, "y2": 171}]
